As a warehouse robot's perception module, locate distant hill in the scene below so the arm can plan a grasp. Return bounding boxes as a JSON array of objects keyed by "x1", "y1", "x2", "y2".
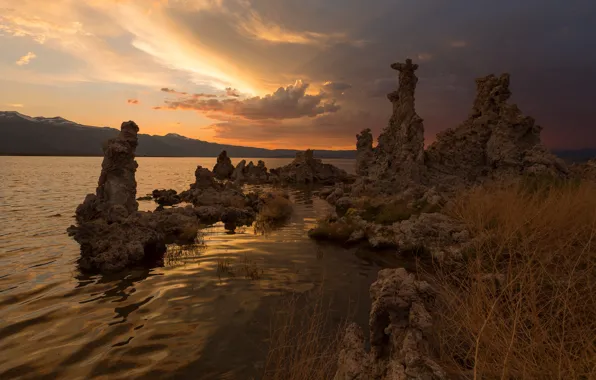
[
  {"x1": 1, "y1": 111, "x2": 594, "y2": 162},
  {"x1": 0, "y1": 111, "x2": 356, "y2": 159}
]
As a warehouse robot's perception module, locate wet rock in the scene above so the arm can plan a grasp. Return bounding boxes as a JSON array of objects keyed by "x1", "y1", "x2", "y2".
[
  {"x1": 276, "y1": 149, "x2": 350, "y2": 185},
  {"x1": 334, "y1": 268, "x2": 446, "y2": 380},
  {"x1": 194, "y1": 205, "x2": 224, "y2": 225},
  {"x1": 152, "y1": 189, "x2": 181, "y2": 206},
  {"x1": 213, "y1": 150, "x2": 235, "y2": 180}
]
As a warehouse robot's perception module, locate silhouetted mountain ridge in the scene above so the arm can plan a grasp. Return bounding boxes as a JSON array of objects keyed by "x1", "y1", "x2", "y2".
[
  {"x1": 0, "y1": 111, "x2": 594, "y2": 161},
  {"x1": 0, "y1": 111, "x2": 355, "y2": 158}
]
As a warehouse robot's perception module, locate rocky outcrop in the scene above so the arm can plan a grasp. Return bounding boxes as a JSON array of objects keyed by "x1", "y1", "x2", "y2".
[
  {"x1": 74, "y1": 121, "x2": 140, "y2": 224},
  {"x1": 152, "y1": 189, "x2": 181, "y2": 206},
  {"x1": 213, "y1": 150, "x2": 235, "y2": 180},
  {"x1": 68, "y1": 122, "x2": 197, "y2": 273},
  {"x1": 370, "y1": 59, "x2": 426, "y2": 186},
  {"x1": 425, "y1": 73, "x2": 568, "y2": 184},
  {"x1": 230, "y1": 159, "x2": 270, "y2": 183},
  {"x1": 355, "y1": 128, "x2": 374, "y2": 177},
  {"x1": 334, "y1": 268, "x2": 446, "y2": 380},
  {"x1": 275, "y1": 149, "x2": 350, "y2": 184},
  {"x1": 351, "y1": 59, "x2": 569, "y2": 198},
  {"x1": 570, "y1": 159, "x2": 596, "y2": 181}
]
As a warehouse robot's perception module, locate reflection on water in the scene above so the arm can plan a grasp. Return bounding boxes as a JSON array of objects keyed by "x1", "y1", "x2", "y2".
[{"x1": 0, "y1": 156, "x2": 408, "y2": 380}]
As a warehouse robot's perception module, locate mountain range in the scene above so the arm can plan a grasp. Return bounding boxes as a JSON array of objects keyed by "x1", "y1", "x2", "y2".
[
  {"x1": 0, "y1": 111, "x2": 355, "y2": 158},
  {"x1": 0, "y1": 111, "x2": 594, "y2": 162}
]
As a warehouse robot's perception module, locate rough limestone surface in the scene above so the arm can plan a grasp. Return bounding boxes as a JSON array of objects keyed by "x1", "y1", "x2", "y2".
[
  {"x1": 370, "y1": 59, "x2": 426, "y2": 186},
  {"x1": 231, "y1": 159, "x2": 247, "y2": 182},
  {"x1": 355, "y1": 128, "x2": 374, "y2": 177},
  {"x1": 68, "y1": 121, "x2": 171, "y2": 273},
  {"x1": 276, "y1": 149, "x2": 350, "y2": 184},
  {"x1": 213, "y1": 150, "x2": 235, "y2": 180},
  {"x1": 425, "y1": 73, "x2": 568, "y2": 185},
  {"x1": 334, "y1": 268, "x2": 446, "y2": 380},
  {"x1": 75, "y1": 121, "x2": 140, "y2": 224}
]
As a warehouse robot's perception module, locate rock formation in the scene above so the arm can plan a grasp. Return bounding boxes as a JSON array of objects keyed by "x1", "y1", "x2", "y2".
[
  {"x1": 352, "y1": 58, "x2": 569, "y2": 196},
  {"x1": 425, "y1": 73, "x2": 568, "y2": 184},
  {"x1": 68, "y1": 122, "x2": 199, "y2": 273},
  {"x1": 334, "y1": 268, "x2": 446, "y2": 379},
  {"x1": 230, "y1": 159, "x2": 270, "y2": 183},
  {"x1": 75, "y1": 121, "x2": 140, "y2": 224},
  {"x1": 152, "y1": 189, "x2": 181, "y2": 206},
  {"x1": 369, "y1": 59, "x2": 426, "y2": 186},
  {"x1": 212, "y1": 150, "x2": 235, "y2": 180},
  {"x1": 275, "y1": 149, "x2": 351, "y2": 184},
  {"x1": 355, "y1": 128, "x2": 373, "y2": 176}
]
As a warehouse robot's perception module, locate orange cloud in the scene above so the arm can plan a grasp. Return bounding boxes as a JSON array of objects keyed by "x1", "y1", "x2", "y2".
[
  {"x1": 156, "y1": 81, "x2": 341, "y2": 120},
  {"x1": 16, "y1": 52, "x2": 37, "y2": 65},
  {"x1": 127, "y1": 98, "x2": 139, "y2": 104}
]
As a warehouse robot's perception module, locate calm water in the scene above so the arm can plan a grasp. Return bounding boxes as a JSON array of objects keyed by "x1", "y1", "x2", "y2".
[{"x1": 0, "y1": 157, "x2": 405, "y2": 380}]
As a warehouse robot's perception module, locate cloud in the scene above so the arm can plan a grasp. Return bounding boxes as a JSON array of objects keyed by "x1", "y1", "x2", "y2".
[
  {"x1": 321, "y1": 81, "x2": 352, "y2": 96},
  {"x1": 6, "y1": 103, "x2": 24, "y2": 108},
  {"x1": 417, "y1": 53, "x2": 433, "y2": 61},
  {"x1": 205, "y1": 109, "x2": 385, "y2": 149},
  {"x1": 225, "y1": 87, "x2": 240, "y2": 97},
  {"x1": 127, "y1": 98, "x2": 139, "y2": 104},
  {"x1": 157, "y1": 80, "x2": 341, "y2": 120},
  {"x1": 16, "y1": 52, "x2": 36, "y2": 65},
  {"x1": 450, "y1": 40, "x2": 467, "y2": 48},
  {"x1": 236, "y1": 10, "x2": 360, "y2": 48}
]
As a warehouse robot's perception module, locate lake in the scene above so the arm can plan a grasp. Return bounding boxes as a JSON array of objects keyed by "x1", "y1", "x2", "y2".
[{"x1": 0, "y1": 156, "x2": 407, "y2": 379}]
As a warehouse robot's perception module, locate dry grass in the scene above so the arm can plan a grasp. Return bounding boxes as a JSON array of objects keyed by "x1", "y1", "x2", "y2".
[
  {"x1": 262, "y1": 286, "x2": 347, "y2": 380},
  {"x1": 215, "y1": 255, "x2": 265, "y2": 280},
  {"x1": 255, "y1": 192, "x2": 294, "y2": 234},
  {"x1": 434, "y1": 179, "x2": 596, "y2": 379}
]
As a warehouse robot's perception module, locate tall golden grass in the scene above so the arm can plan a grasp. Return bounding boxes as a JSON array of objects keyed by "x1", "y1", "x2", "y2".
[
  {"x1": 434, "y1": 179, "x2": 596, "y2": 379},
  {"x1": 262, "y1": 286, "x2": 347, "y2": 380}
]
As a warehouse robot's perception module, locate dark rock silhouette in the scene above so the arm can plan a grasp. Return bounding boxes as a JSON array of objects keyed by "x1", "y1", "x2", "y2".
[
  {"x1": 212, "y1": 150, "x2": 235, "y2": 180},
  {"x1": 152, "y1": 189, "x2": 181, "y2": 206},
  {"x1": 275, "y1": 149, "x2": 351, "y2": 184}
]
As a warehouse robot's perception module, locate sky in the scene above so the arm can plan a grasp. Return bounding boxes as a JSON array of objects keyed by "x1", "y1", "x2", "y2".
[{"x1": 0, "y1": 0, "x2": 594, "y2": 150}]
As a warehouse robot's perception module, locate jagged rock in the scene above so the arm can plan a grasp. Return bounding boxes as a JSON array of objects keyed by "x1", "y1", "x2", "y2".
[
  {"x1": 75, "y1": 121, "x2": 140, "y2": 224},
  {"x1": 276, "y1": 149, "x2": 350, "y2": 185},
  {"x1": 425, "y1": 73, "x2": 568, "y2": 184},
  {"x1": 213, "y1": 150, "x2": 235, "y2": 180},
  {"x1": 355, "y1": 128, "x2": 374, "y2": 176},
  {"x1": 369, "y1": 59, "x2": 426, "y2": 186},
  {"x1": 570, "y1": 159, "x2": 596, "y2": 181},
  {"x1": 194, "y1": 205, "x2": 224, "y2": 225},
  {"x1": 152, "y1": 189, "x2": 181, "y2": 206},
  {"x1": 246, "y1": 160, "x2": 269, "y2": 181},
  {"x1": 334, "y1": 268, "x2": 446, "y2": 380},
  {"x1": 231, "y1": 159, "x2": 247, "y2": 182}
]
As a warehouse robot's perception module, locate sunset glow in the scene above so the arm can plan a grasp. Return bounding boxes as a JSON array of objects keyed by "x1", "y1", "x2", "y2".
[{"x1": 0, "y1": 0, "x2": 594, "y2": 149}]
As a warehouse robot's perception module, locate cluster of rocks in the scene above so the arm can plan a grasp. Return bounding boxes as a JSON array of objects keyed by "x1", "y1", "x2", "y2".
[
  {"x1": 67, "y1": 122, "x2": 293, "y2": 274},
  {"x1": 209, "y1": 149, "x2": 351, "y2": 185},
  {"x1": 67, "y1": 122, "x2": 201, "y2": 273},
  {"x1": 334, "y1": 268, "x2": 446, "y2": 379},
  {"x1": 354, "y1": 58, "x2": 568, "y2": 196}
]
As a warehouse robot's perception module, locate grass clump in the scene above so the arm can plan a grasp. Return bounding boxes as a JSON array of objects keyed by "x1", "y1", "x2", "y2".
[
  {"x1": 434, "y1": 179, "x2": 596, "y2": 379},
  {"x1": 255, "y1": 192, "x2": 294, "y2": 234},
  {"x1": 262, "y1": 287, "x2": 346, "y2": 380}
]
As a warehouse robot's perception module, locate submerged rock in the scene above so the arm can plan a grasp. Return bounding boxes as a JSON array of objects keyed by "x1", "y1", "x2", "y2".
[
  {"x1": 213, "y1": 150, "x2": 235, "y2": 180},
  {"x1": 334, "y1": 268, "x2": 446, "y2": 380}
]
